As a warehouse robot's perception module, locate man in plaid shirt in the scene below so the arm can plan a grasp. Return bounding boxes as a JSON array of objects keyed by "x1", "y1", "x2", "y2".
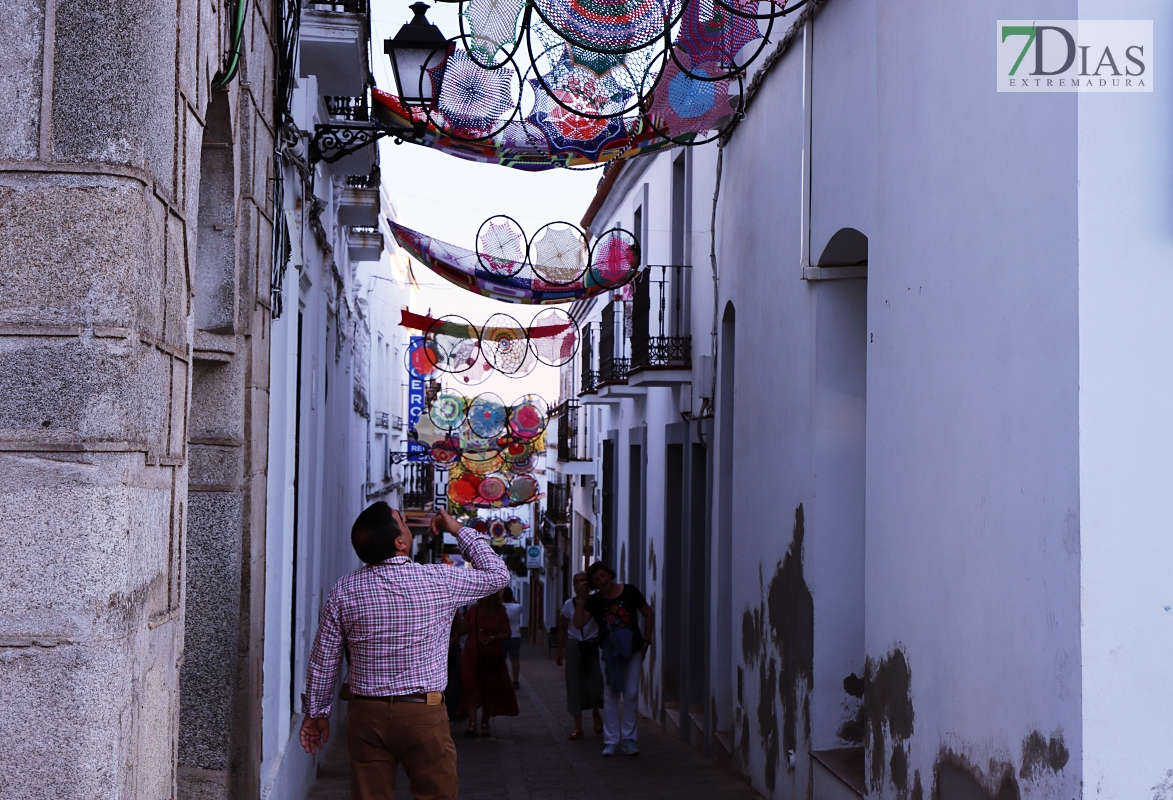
[{"x1": 299, "y1": 502, "x2": 509, "y2": 800}]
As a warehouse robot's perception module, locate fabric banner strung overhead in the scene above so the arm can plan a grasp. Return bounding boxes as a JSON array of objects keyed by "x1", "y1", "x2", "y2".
[
  {"x1": 399, "y1": 309, "x2": 572, "y2": 340},
  {"x1": 390, "y1": 219, "x2": 638, "y2": 305},
  {"x1": 373, "y1": 89, "x2": 677, "y2": 171}
]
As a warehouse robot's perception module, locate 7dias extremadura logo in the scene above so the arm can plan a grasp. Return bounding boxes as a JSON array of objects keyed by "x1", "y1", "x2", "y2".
[{"x1": 998, "y1": 20, "x2": 1152, "y2": 92}]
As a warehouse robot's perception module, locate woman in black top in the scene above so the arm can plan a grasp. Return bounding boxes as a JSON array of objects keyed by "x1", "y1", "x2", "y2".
[{"x1": 573, "y1": 561, "x2": 655, "y2": 757}]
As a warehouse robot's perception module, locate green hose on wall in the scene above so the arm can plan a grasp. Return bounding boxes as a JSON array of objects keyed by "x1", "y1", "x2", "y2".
[{"x1": 212, "y1": 0, "x2": 247, "y2": 89}]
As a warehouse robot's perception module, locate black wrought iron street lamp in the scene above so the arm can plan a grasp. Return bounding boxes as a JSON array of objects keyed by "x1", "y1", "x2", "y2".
[{"x1": 384, "y1": 3, "x2": 448, "y2": 107}]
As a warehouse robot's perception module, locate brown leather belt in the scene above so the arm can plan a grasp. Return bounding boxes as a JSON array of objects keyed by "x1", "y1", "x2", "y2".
[{"x1": 353, "y1": 692, "x2": 443, "y2": 705}]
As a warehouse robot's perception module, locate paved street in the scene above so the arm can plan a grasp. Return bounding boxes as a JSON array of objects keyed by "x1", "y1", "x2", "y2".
[{"x1": 307, "y1": 643, "x2": 763, "y2": 800}]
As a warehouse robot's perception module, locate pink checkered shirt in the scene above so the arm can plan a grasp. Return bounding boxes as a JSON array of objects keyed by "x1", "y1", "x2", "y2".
[{"x1": 303, "y1": 527, "x2": 509, "y2": 718}]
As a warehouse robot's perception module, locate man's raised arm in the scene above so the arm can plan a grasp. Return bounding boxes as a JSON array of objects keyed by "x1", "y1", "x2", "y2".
[{"x1": 432, "y1": 511, "x2": 509, "y2": 605}]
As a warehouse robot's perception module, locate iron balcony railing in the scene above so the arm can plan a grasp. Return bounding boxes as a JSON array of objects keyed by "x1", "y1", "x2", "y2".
[
  {"x1": 345, "y1": 168, "x2": 380, "y2": 188},
  {"x1": 375, "y1": 411, "x2": 389, "y2": 428},
  {"x1": 552, "y1": 400, "x2": 590, "y2": 462},
  {"x1": 579, "y1": 321, "x2": 598, "y2": 395},
  {"x1": 546, "y1": 480, "x2": 571, "y2": 523},
  {"x1": 600, "y1": 357, "x2": 629, "y2": 384},
  {"x1": 631, "y1": 265, "x2": 692, "y2": 370},
  {"x1": 307, "y1": 0, "x2": 367, "y2": 14},
  {"x1": 403, "y1": 462, "x2": 433, "y2": 509},
  {"x1": 598, "y1": 299, "x2": 630, "y2": 385},
  {"x1": 325, "y1": 95, "x2": 369, "y2": 121}
]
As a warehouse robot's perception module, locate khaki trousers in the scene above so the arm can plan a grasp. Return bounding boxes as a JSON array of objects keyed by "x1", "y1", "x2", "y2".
[{"x1": 348, "y1": 697, "x2": 458, "y2": 800}]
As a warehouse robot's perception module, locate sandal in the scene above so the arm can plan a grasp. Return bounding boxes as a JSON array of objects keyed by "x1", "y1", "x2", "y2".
[
  {"x1": 568, "y1": 730, "x2": 584, "y2": 740},
  {"x1": 463, "y1": 728, "x2": 479, "y2": 739},
  {"x1": 593, "y1": 717, "x2": 604, "y2": 734},
  {"x1": 481, "y1": 724, "x2": 492, "y2": 738}
]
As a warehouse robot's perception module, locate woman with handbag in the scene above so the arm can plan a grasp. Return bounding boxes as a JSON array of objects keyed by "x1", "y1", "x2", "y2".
[{"x1": 458, "y1": 590, "x2": 519, "y2": 737}]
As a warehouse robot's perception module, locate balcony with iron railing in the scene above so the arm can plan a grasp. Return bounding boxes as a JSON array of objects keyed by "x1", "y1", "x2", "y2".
[
  {"x1": 578, "y1": 322, "x2": 598, "y2": 397},
  {"x1": 597, "y1": 299, "x2": 629, "y2": 386},
  {"x1": 552, "y1": 400, "x2": 591, "y2": 463},
  {"x1": 339, "y1": 166, "x2": 380, "y2": 226},
  {"x1": 629, "y1": 265, "x2": 693, "y2": 386},
  {"x1": 348, "y1": 225, "x2": 383, "y2": 261},
  {"x1": 374, "y1": 411, "x2": 389, "y2": 429},
  {"x1": 403, "y1": 461, "x2": 434, "y2": 510},
  {"x1": 546, "y1": 480, "x2": 571, "y2": 523},
  {"x1": 326, "y1": 94, "x2": 370, "y2": 121},
  {"x1": 307, "y1": 0, "x2": 367, "y2": 11}
]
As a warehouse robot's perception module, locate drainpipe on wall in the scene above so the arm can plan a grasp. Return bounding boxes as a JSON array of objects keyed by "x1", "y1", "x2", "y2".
[{"x1": 798, "y1": 16, "x2": 816, "y2": 280}]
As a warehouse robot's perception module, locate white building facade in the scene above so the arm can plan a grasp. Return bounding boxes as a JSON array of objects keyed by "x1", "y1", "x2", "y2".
[
  {"x1": 554, "y1": 2, "x2": 1173, "y2": 799},
  {"x1": 258, "y1": 5, "x2": 417, "y2": 798}
]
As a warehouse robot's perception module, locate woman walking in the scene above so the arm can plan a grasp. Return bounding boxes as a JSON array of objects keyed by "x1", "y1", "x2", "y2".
[
  {"x1": 458, "y1": 591, "x2": 519, "y2": 737},
  {"x1": 574, "y1": 561, "x2": 655, "y2": 757},
  {"x1": 502, "y1": 586, "x2": 523, "y2": 688},
  {"x1": 556, "y1": 572, "x2": 604, "y2": 739}
]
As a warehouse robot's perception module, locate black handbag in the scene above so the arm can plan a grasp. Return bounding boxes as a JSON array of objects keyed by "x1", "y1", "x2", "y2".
[{"x1": 577, "y1": 639, "x2": 599, "y2": 675}]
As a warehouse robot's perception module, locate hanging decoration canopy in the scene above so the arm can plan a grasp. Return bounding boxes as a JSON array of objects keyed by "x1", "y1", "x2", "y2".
[
  {"x1": 374, "y1": 88, "x2": 669, "y2": 171},
  {"x1": 370, "y1": 0, "x2": 808, "y2": 170},
  {"x1": 447, "y1": 463, "x2": 543, "y2": 508},
  {"x1": 465, "y1": 514, "x2": 528, "y2": 546},
  {"x1": 391, "y1": 218, "x2": 639, "y2": 304},
  {"x1": 412, "y1": 392, "x2": 551, "y2": 458},
  {"x1": 400, "y1": 306, "x2": 580, "y2": 380},
  {"x1": 443, "y1": 457, "x2": 543, "y2": 508}
]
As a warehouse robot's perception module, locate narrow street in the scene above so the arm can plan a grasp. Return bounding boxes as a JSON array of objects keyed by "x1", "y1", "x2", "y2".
[{"x1": 306, "y1": 643, "x2": 763, "y2": 800}]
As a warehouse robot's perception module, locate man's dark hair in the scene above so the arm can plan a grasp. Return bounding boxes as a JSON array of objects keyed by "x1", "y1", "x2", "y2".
[
  {"x1": 351, "y1": 502, "x2": 402, "y2": 564},
  {"x1": 585, "y1": 561, "x2": 616, "y2": 587},
  {"x1": 503, "y1": 586, "x2": 515, "y2": 603}
]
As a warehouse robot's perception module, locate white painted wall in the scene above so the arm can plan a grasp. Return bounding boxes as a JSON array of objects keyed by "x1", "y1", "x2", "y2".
[
  {"x1": 868, "y1": 1, "x2": 1082, "y2": 797},
  {"x1": 717, "y1": 27, "x2": 814, "y2": 800},
  {"x1": 1078, "y1": 1, "x2": 1173, "y2": 796},
  {"x1": 261, "y1": 264, "x2": 301, "y2": 800},
  {"x1": 260, "y1": 79, "x2": 416, "y2": 800}
]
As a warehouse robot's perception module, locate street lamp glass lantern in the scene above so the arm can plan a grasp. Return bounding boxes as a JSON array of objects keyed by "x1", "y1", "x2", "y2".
[{"x1": 384, "y1": 3, "x2": 448, "y2": 107}]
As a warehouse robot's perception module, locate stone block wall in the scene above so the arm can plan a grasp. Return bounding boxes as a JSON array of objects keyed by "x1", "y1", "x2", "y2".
[{"x1": 0, "y1": 0, "x2": 274, "y2": 796}]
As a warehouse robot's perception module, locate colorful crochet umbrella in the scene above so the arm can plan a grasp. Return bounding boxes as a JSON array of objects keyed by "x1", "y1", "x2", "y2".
[
  {"x1": 429, "y1": 391, "x2": 468, "y2": 432},
  {"x1": 481, "y1": 313, "x2": 531, "y2": 374},
  {"x1": 480, "y1": 476, "x2": 509, "y2": 503},
  {"x1": 508, "y1": 394, "x2": 549, "y2": 441},
  {"x1": 647, "y1": 51, "x2": 736, "y2": 139},
  {"x1": 528, "y1": 307, "x2": 579, "y2": 365},
  {"x1": 526, "y1": 82, "x2": 632, "y2": 161},
  {"x1": 468, "y1": 392, "x2": 508, "y2": 438},
  {"x1": 675, "y1": 0, "x2": 762, "y2": 68},
  {"x1": 477, "y1": 215, "x2": 529, "y2": 276},
  {"x1": 508, "y1": 475, "x2": 539, "y2": 503}
]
